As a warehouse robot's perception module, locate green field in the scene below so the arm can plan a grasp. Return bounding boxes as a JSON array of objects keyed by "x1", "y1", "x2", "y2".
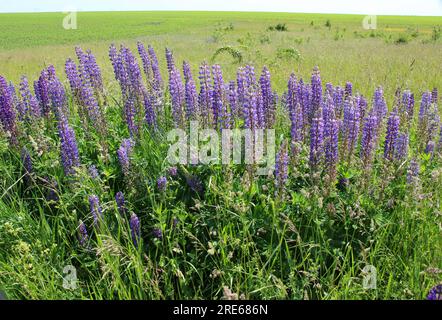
[
  {"x1": 0, "y1": 11, "x2": 441, "y2": 300},
  {"x1": 0, "y1": 11, "x2": 441, "y2": 99}
]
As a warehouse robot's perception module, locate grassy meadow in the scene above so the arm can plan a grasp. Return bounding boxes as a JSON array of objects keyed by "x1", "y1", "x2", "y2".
[{"x1": 0, "y1": 11, "x2": 441, "y2": 300}]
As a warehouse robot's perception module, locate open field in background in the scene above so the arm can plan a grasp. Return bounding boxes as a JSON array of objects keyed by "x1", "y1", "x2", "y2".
[{"x1": 0, "y1": 11, "x2": 441, "y2": 101}]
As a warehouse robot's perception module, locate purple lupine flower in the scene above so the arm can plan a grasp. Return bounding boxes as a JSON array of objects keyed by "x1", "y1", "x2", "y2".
[
  {"x1": 310, "y1": 66, "x2": 322, "y2": 119},
  {"x1": 384, "y1": 109, "x2": 400, "y2": 160},
  {"x1": 130, "y1": 213, "x2": 141, "y2": 247},
  {"x1": 45, "y1": 178, "x2": 59, "y2": 203},
  {"x1": 142, "y1": 89, "x2": 156, "y2": 127},
  {"x1": 89, "y1": 195, "x2": 102, "y2": 225},
  {"x1": 360, "y1": 112, "x2": 378, "y2": 168},
  {"x1": 342, "y1": 98, "x2": 360, "y2": 158},
  {"x1": 333, "y1": 86, "x2": 344, "y2": 118},
  {"x1": 152, "y1": 227, "x2": 163, "y2": 240},
  {"x1": 58, "y1": 114, "x2": 80, "y2": 175},
  {"x1": 227, "y1": 80, "x2": 237, "y2": 122},
  {"x1": 0, "y1": 75, "x2": 18, "y2": 145},
  {"x1": 438, "y1": 125, "x2": 442, "y2": 152},
  {"x1": 344, "y1": 81, "x2": 353, "y2": 97},
  {"x1": 19, "y1": 76, "x2": 41, "y2": 121},
  {"x1": 418, "y1": 91, "x2": 432, "y2": 126},
  {"x1": 198, "y1": 62, "x2": 212, "y2": 126},
  {"x1": 121, "y1": 46, "x2": 144, "y2": 97},
  {"x1": 325, "y1": 82, "x2": 333, "y2": 95},
  {"x1": 109, "y1": 44, "x2": 127, "y2": 88},
  {"x1": 299, "y1": 79, "x2": 312, "y2": 129},
  {"x1": 274, "y1": 140, "x2": 289, "y2": 192},
  {"x1": 427, "y1": 284, "x2": 442, "y2": 300},
  {"x1": 356, "y1": 94, "x2": 368, "y2": 123},
  {"x1": 148, "y1": 45, "x2": 163, "y2": 95},
  {"x1": 407, "y1": 158, "x2": 420, "y2": 185},
  {"x1": 259, "y1": 66, "x2": 274, "y2": 128},
  {"x1": 243, "y1": 86, "x2": 258, "y2": 130},
  {"x1": 157, "y1": 176, "x2": 167, "y2": 192},
  {"x1": 245, "y1": 65, "x2": 257, "y2": 88},
  {"x1": 186, "y1": 174, "x2": 203, "y2": 194},
  {"x1": 34, "y1": 68, "x2": 51, "y2": 117},
  {"x1": 287, "y1": 73, "x2": 303, "y2": 147},
  {"x1": 431, "y1": 88, "x2": 438, "y2": 104},
  {"x1": 21, "y1": 147, "x2": 33, "y2": 185},
  {"x1": 117, "y1": 138, "x2": 134, "y2": 176},
  {"x1": 78, "y1": 220, "x2": 88, "y2": 247},
  {"x1": 425, "y1": 140, "x2": 435, "y2": 156},
  {"x1": 236, "y1": 67, "x2": 246, "y2": 111},
  {"x1": 47, "y1": 66, "x2": 68, "y2": 119},
  {"x1": 183, "y1": 61, "x2": 198, "y2": 120},
  {"x1": 124, "y1": 95, "x2": 138, "y2": 137},
  {"x1": 65, "y1": 58, "x2": 81, "y2": 97},
  {"x1": 211, "y1": 64, "x2": 225, "y2": 129},
  {"x1": 115, "y1": 191, "x2": 126, "y2": 215},
  {"x1": 373, "y1": 87, "x2": 387, "y2": 124},
  {"x1": 168, "y1": 67, "x2": 185, "y2": 127},
  {"x1": 402, "y1": 90, "x2": 414, "y2": 122},
  {"x1": 88, "y1": 165, "x2": 99, "y2": 179},
  {"x1": 137, "y1": 41, "x2": 151, "y2": 80},
  {"x1": 165, "y1": 48, "x2": 175, "y2": 74},
  {"x1": 309, "y1": 112, "x2": 324, "y2": 168},
  {"x1": 167, "y1": 166, "x2": 178, "y2": 177},
  {"x1": 393, "y1": 132, "x2": 409, "y2": 161},
  {"x1": 324, "y1": 119, "x2": 339, "y2": 178},
  {"x1": 85, "y1": 49, "x2": 104, "y2": 94}
]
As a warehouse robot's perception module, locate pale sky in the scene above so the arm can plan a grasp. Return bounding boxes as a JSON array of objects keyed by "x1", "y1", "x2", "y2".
[{"x1": 0, "y1": 0, "x2": 441, "y2": 16}]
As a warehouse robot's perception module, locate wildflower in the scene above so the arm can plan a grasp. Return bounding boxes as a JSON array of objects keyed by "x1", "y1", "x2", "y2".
[
  {"x1": 427, "y1": 284, "x2": 442, "y2": 300},
  {"x1": 287, "y1": 74, "x2": 303, "y2": 147},
  {"x1": 168, "y1": 67, "x2": 185, "y2": 127},
  {"x1": 165, "y1": 48, "x2": 175, "y2": 74},
  {"x1": 183, "y1": 61, "x2": 198, "y2": 120},
  {"x1": 148, "y1": 45, "x2": 163, "y2": 95},
  {"x1": 157, "y1": 176, "x2": 167, "y2": 192},
  {"x1": 167, "y1": 166, "x2": 178, "y2": 177},
  {"x1": 407, "y1": 159, "x2": 420, "y2": 185},
  {"x1": 89, "y1": 195, "x2": 102, "y2": 225},
  {"x1": 115, "y1": 191, "x2": 126, "y2": 215},
  {"x1": 393, "y1": 132, "x2": 409, "y2": 161},
  {"x1": 19, "y1": 76, "x2": 41, "y2": 120},
  {"x1": 309, "y1": 113, "x2": 324, "y2": 168},
  {"x1": 137, "y1": 41, "x2": 151, "y2": 80},
  {"x1": 58, "y1": 114, "x2": 80, "y2": 175},
  {"x1": 130, "y1": 213, "x2": 141, "y2": 247},
  {"x1": 384, "y1": 109, "x2": 400, "y2": 160},
  {"x1": 310, "y1": 66, "x2": 322, "y2": 117},
  {"x1": 360, "y1": 112, "x2": 378, "y2": 168},
  {"x1": 186, "y1": 175, "x2": 203, "y2": 194},
  {"x1": 324, "y1": 119, "x2": 339, "y2": 179},
  {"x1": 198, "y1": 62, "x2": 212, "y2": 126},
  {"x1": 344, "y1": 81, "x2": 353, "y2": 97},
  {"x1": 0, "y1": 75, "x2": 18, "y2": 145},
  {"x1": 117, "y1": 138, "x2": 134, "y2": 176},
  {"x1": 88, "y1": 165, "x2": 99, "y2": 179},
  {"x1": 152, "y1": 227, "x2": 163, "y2": 240},
  {"x1": 78, "y1": 220, "x2": 88, "y2": 247}
]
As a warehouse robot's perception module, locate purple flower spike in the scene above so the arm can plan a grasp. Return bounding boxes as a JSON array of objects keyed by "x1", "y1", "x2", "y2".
[
  {"x1": 89, "y1": 195, "x2": 102, "y2": 226},
  {"x1": 117, "y1": 138, "x2": 134, "y2": 176},
  {"x1": 152, "y1": 227, "x2": 163, "y2": 240},
  {"x1": 157, "y1": 176, "x2": 167, "y2": 192},
  {"x1": 115, "y1": 191, "x2": 126, "y2": 215},
  {"x1": 168, "y1": 67, "x2": 185, "y2": 127},
  {"x1": 309, "y1": 112, "x2": 324, "y2": 168},
  {"x1": 393, "y1": 132, "x2": 409, "y2": 161},
  {"x1": 0, "y1": 75, "x2": 18, "y2": 145},
  {"x1": 130, "y1": 213, "x2": 141, "y2": 247},
  {"x1": 78, "y1": 220, "x2": 88, "y2": 247},
  {"x1": 384, "y1": 109, "x2": 400, "y2": 161},
  {"x1": 310, "y1": 66, "x2": 322, "y2": 118},
  {"x1": 361, "y1": 112, "x2": 378, "y2": 168},
  {"x1": 427, "y1": 284, "x2": 442, "y2": 300},
  {"x1": 407, "y1": 158, "x2": 420, "y2": 185},
  {"x1": 325, "y1": 119, "x2": 339, "y2": 178},
  {"x1": 183, "y1": 61, "x2": 198, "y2": 120},
  {"x1": 58, "y1": 114, "x2": 80, "y2": 175},
  {"x1": 19, "y1": 76, "x2": 41, "y2": 120},
  {"x1": 198, "y1": 62, "x2": 212, "y2": 126},
  {"x1": 167, "y1": 166, "x2": 178, "y2": 177}
]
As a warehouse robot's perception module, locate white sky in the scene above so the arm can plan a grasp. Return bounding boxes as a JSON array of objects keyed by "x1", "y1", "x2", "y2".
[{"x1": 0, "y1": 0, "x2": 441, "y2": 16}]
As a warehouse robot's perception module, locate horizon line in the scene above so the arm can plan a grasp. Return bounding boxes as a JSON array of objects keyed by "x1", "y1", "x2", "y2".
[{"x1": 0, "y1": 9, "x2": 441, "y2": 17}]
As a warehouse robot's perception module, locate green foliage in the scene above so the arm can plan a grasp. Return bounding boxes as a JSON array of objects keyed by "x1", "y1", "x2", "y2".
[
  {"x1": 268, "y1": 23, "x2": 288, "y2": 32},
  {"x1": 211, "y1": 46, "x2": 243, "y2": 64}
]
